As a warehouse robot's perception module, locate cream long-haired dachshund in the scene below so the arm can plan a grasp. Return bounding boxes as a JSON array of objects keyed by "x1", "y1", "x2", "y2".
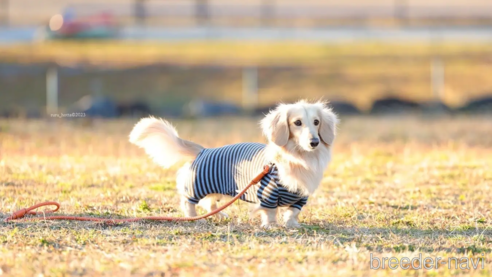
[{"x1": 129, "y1": 100, "x2": 338, "y2": 228}]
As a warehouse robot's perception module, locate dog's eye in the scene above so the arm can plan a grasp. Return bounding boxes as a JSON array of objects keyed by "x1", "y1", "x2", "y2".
[
  {"x1": 314, "y1": 119, "x2": 319, "y2": 126},
  {"x1": 294, "y1": 120, "x2": 302, "y2": 126}
]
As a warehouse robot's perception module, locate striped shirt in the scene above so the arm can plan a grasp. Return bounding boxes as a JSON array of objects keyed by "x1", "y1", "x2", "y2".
[{"x1": 181, "y1": 143, "x2": 308, "y2": 210}]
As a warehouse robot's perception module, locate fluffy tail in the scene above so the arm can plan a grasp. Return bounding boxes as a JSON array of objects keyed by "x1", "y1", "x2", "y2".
[{"x1": 129, "y1": 117, "x2": 204, "y2": 168}]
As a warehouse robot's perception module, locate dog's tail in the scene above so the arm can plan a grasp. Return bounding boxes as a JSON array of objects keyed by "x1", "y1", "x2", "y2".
[{"x1": 129, "y1": 117, "x2": 204, "y2": 168}]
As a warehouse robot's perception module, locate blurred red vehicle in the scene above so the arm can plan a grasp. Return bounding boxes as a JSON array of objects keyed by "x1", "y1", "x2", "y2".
[{"x1": 40, "y1": 11, "x2": 119, "y2": 40}]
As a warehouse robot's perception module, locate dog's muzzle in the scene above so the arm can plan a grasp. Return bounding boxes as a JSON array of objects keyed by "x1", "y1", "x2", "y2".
[{"x1": 310, "y1": 138, "x2": 320, "y2": 148}]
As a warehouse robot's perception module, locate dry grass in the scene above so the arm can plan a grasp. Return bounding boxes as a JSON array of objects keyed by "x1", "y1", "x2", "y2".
[
  {"x1": 1, "y1": 116, "x2": 492, "y2": 276},
  {"x1": 3, "y1": 41, "x2": 491, "y2": 67}
]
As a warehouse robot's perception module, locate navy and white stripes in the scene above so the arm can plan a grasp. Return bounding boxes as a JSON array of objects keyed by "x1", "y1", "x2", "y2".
[{"x1": 181, "y1": 142, "x2": 308, "y2": 210}]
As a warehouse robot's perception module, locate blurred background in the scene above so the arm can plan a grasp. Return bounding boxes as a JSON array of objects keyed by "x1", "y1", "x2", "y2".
[{"x1": 0, "y1": 0, "x2": 491, "y2": 118}]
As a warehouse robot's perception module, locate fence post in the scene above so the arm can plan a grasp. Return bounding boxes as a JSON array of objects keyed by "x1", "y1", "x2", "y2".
[
  {"x1": 394, "y1": 0, "x2": 408, "y2": 26},
  {"x1": 261, "y1": 0, "x2": 275, "y2": 27},
  {"x1": 431, "y1": 58, "x2": 445, "y2": 101},
  {"x1": 91, "y1": 77, "x2": 103, "y2": 96},
  {"x1": 0, "y1": 0, "x2": 8, "y2": 26},
  {"x1": 243, "y1": 67, "x2": 258, "y2": 113},
  {"x1": 195, "y1": 0, "x2": 209, "y2": 26},
  {"x1": 46, "y1": 65, "x2": 59, "y2": 115},
  {"x1": 134, "y1": 0, "x2": 147, "y2": 26}
]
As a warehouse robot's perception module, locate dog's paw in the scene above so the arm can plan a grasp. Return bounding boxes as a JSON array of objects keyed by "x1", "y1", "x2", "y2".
[
  {"x1": 214, "y1": 211, "x2": 229, "y2": 220},
  {"x1": 284, "y1": 219, "x2": 301, "y2": 229},
  {"x1": 260, "y1": 223, "x2": 271, "y2": 229},
  {"x1": 260, "y1": 221, "x2": 277, "y2": 229}
]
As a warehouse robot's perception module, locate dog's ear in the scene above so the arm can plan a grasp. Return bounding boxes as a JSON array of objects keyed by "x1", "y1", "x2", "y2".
[
  {"x1": 318, "y1": 104, "x2": 338, "y2": 146},
  {"x1": 261, "y1": 105, "x2": 289, "y2": 146}
]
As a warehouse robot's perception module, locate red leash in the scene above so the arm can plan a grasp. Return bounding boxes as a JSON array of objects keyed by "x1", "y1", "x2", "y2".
[{"x1": 4, "y1": 165, "x2": 270, "y2": 223}]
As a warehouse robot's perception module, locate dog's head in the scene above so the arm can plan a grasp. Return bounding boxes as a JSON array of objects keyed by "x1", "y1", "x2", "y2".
[{"x1": 261, "y1": 100, "x2": 338, "y2": 152}]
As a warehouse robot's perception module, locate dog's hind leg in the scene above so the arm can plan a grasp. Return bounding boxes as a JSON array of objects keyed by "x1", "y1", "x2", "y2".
[
  {"x1": 180, "y1": 196, "x2": 198, "y2": 217},
  {"x1": 176, "y1": 163, "x2": 206, "y2": 222},
  {"x1": 199, "y1": 194, "x2": 229, "y2": 220},
  {"x1": 180, "y1": 196, "x2": 207, "y2": 224}
]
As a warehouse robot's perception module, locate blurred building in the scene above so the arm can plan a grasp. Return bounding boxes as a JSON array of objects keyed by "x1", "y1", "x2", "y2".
[{"x1": 1, "y1": 0, "x2": 492, "y2": 117}]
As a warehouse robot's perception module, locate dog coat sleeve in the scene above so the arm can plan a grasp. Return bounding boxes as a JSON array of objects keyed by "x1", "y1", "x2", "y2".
[
  {"x1": 256, "y1": 169, "x2": 280, "y2": 209},
  {"x1": 289, "y1": 197, "x2": 308, "y2": 210},
  {"x1": 256, "y1": 165, "x2": 309, "y2": 210}
]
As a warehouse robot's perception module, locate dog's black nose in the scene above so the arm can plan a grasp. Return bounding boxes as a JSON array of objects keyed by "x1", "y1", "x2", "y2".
[{"x1": 310, "y1": 138, "x2": 319, "y2": 148}]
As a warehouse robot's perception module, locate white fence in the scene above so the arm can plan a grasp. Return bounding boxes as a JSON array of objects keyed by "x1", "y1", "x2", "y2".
[{"x1": 2, "y1": 0, "x2": 492, "y2": 26}]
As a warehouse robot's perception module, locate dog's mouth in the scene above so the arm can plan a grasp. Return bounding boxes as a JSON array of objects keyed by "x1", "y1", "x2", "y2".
[
  {"x1": 289, "y1": 139, "x2": 320, "y2": 153},
  {"x1": 299, "y1": 144, "x2": 318, "y2": 152}
]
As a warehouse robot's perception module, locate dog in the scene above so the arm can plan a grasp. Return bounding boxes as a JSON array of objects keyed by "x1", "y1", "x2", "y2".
[{"x1": 129, "y1": 100, "x2": 338, "y2": 228}]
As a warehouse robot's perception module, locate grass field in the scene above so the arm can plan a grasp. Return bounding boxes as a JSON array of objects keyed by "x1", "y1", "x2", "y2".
[
  {"x1": 2, "y1": 41, "x2": 492, "y2": 112},
  {"x1": 3, "y1": 41, "x2": 492, "y2": 67},
  {"x1": 1, "y1": 115, "x2": 491, "y2": 276}
]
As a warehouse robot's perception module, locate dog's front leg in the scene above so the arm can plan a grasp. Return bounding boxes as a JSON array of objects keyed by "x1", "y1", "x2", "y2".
[
  {"x1": 283, "y1": 207, "x2": 301, "y2": 228},
  {"x1": 198, "y1": 195, "x2": 229, "y2": 220},
  {"x1": 256, "y1": 207, "x2": 277, "y2": 228}
]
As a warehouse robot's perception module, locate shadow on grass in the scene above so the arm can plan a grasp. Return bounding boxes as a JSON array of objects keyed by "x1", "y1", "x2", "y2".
[
  {"x1": 300, "y1": 222, "x2": 492, "y2": 254},
  {"x1": 0, "y1": 211, "x2": 188, "y2": 228},
  {"x1": 2, "y1": 211, "x2": 491, "y2": 255}
]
